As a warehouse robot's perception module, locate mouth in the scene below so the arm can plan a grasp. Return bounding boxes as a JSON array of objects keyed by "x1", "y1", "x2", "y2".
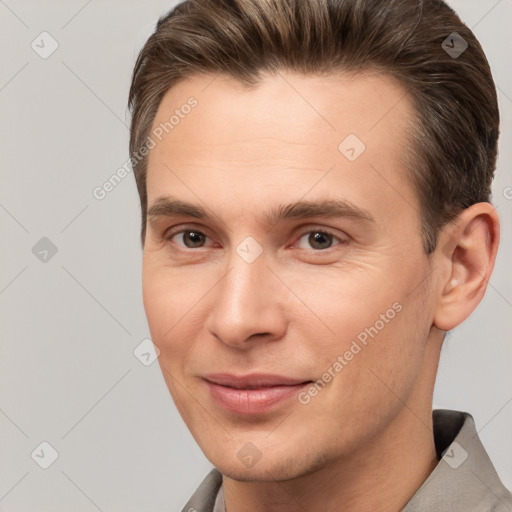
[{"x1": 203, "y1": 373, "x2": 313, "y2": 414}]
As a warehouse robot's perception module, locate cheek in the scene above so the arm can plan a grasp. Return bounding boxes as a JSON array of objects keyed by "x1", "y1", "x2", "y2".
[
  {"x1": 286, "y1": 256, "x2": 430, "y2": 382},
  {"x1": 301, "y1": 299, "x2": 428, "y2": 437},
  {"x1": 142, "y1": 267, "x2": 170, "y2": 340},
  {"x1": 282, "y1": 264, "x2": 400, "y2": 342},
  {"x1": 142, "y1": 272, "x2": 194, "y2": 410},
  {"x1": 142, "y1": 263, "x2": 196, "y2": 351}
]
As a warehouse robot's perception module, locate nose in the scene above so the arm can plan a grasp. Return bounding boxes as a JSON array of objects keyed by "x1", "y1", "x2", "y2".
[{"x1": 205, "y1": 246, "x2": 288, "y2": 349}]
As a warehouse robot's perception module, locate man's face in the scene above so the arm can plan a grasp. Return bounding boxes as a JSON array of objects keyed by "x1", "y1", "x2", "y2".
[{"x1": 142, "y1": 71, "x2": 440, "y2": 480}]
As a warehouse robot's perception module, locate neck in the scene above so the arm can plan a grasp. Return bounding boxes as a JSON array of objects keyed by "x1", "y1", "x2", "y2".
[{"x1": 223, "y1": 411, "x2": 438, "y2": 512}]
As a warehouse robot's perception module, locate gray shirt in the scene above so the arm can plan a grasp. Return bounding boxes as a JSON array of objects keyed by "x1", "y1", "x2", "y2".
[{"x1": 180, "y1": 409, "x2": 512, "y2": 512}]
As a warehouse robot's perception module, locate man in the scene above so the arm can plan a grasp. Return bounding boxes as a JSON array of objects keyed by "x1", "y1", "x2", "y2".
[{"x1": 128, "y1": 0, "x2": 511, "y2": 510}]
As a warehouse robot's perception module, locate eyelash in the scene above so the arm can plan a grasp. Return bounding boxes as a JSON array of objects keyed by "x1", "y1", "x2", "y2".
[{"x1": 163, "y1": 225, "x2": 348, "y2": 252}]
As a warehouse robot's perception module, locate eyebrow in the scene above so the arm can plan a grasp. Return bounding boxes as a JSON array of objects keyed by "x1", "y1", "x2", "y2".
[{"x1": 147, "y1": 197, "x2": 375, "y2": 226}]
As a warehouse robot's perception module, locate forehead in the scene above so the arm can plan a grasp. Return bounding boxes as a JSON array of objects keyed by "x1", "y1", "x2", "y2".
[
  {"x1": 145, "y1": 70, "x2": 419, "y2": 224},
  {"x1": 150, "y1": 70, "x2": 413, "y2": 154}
]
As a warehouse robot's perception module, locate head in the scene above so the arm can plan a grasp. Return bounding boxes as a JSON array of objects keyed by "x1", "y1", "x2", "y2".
[{"x1": 128, "y1": 0, "x2": 500, "y2": 481}]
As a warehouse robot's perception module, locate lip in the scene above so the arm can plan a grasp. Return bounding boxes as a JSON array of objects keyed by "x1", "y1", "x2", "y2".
[{"x1": 203, "y1": 373, "x2": 312, "y2": 415}]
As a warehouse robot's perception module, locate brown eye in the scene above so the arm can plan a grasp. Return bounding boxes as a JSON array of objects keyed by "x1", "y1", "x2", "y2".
[
  {"x1": 310, "y1": 232, "x2": 333, "y2": 250},
  {"x1": 175, "y1": 230, "x2": 208, "y2": 248},
  {"x1": 297, "y1": 231, "x2": 338, "y2": 250}
]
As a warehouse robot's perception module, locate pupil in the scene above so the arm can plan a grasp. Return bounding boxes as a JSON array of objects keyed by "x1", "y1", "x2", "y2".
[
  {"x1": 309, "y1": 232, "x2": 332, "y2": 250},
  {"x1": 185, "y1": 231, "x2": 205, "y2": 247}
]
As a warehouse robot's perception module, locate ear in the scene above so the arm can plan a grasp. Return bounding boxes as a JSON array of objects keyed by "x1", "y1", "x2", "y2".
[{"x1": 432, "y1": 202, "x2": 500, "y2": 331}]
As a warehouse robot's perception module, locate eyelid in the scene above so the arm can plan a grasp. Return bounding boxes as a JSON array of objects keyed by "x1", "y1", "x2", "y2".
[{"x1": 164, "y1": 223, "x2": 206, "y2": 238}]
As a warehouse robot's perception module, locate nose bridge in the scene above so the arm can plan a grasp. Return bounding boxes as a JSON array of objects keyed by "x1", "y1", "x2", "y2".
[
  {"x1": 207, "y1": 241, "x2": 285, "y2": 347},
  {"x1": 219, "y1": 246, "x2": 270, "y2": 324}
]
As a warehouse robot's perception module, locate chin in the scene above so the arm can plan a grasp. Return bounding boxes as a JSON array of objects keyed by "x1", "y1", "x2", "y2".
[{"x1": 208, "y1": 447, "x2": 331, "y2": 483}]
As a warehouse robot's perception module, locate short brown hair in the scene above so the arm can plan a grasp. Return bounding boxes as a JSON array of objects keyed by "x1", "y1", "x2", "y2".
[{"x1": 128, "y1": 0, "x2": 499, "y2": 252}]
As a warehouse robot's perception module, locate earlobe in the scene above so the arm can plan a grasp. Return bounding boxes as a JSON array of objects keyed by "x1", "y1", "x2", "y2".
[{"x1": 433, "y1": 203, "x2": 500, "y2": 332}]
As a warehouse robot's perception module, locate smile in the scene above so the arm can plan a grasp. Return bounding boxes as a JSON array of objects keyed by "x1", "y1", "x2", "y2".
[{"x1": 203, "y1": 373, "x2": 313, "y2": 414}]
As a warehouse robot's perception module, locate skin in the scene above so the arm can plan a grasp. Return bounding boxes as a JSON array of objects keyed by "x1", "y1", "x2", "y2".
[{"x1": 141, "y1": 71, "x2": 499, "y2": 512}]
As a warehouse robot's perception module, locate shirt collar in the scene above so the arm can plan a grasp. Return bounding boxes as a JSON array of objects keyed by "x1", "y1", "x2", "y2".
[{"x1": 402, "y1": 409, "x2": 511, "y2": 511}]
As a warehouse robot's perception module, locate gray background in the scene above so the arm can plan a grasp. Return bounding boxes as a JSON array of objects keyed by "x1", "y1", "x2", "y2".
[{"x1": 0, "y1": 0, "x2": 510, "y2": 510}]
